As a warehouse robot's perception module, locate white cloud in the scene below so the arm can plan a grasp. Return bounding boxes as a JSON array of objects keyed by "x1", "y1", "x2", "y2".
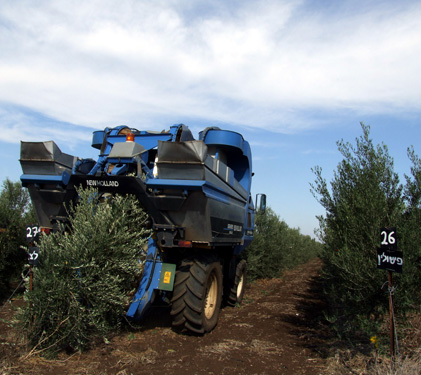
[
  {"x1": 0, "y1": 0, "x2": 420, "y2": 135},
  {"x1": 0, "y1": 106, "x2": 92, "y2": 148}
]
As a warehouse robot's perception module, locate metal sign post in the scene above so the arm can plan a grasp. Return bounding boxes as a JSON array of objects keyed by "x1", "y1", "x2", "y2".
[
  {"x1": 377, "y1": 227, "x2": 402, "y2": 359},
  {"x1": 387, "y1": 270, "x2": 394, "y2": 358},
  {"x1": 29, "y1": 265, "x2": 33, "y2": 292}
]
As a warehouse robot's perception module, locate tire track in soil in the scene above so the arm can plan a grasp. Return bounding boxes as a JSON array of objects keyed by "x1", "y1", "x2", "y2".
[{"x1": 3, "y1": 258, "x2": 328, "y2": 375}]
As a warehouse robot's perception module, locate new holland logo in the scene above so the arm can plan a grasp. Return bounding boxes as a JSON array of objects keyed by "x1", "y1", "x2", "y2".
[{"x1": 86, "y1": 180, "x2": 120, "y2": 187}]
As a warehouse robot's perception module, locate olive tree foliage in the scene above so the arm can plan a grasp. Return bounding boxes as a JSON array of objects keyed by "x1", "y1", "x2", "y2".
[
  {"x1": 398, "y1": 147, "x2": 421, "y2": 310},
  {"x1": 19, "y1": 188, "x2": 150, "y2": 355},
  {"x1": 245, "y1": 208, "x2": 289, "y2": 280},
  {"x1": 245, "y1": 208, "x2": 321, "y2": 281},
  {"x1": 0, "y1": 179, "x2": 35, "y2": 298},
  {"x1": 311, "y1": 123, "x2": 404, "y2": 335}
]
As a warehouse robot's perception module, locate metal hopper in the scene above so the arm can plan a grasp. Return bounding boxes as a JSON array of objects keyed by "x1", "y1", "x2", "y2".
[{"x1": 20, "y1": 141, "x2": 77, "y2": 228}]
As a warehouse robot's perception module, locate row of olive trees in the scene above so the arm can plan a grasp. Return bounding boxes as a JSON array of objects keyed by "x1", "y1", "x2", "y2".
[
  {"x1": 311, "y1": 123, "x2": 421, "y2": 339},
  {"x1": 0, "y1": 179, "x2": 35, "y2": 299},
  {"x1": 244, "y1": 207, "x2": 322, "y2": 281},
  {"x1": 0, "y1": 178, "x2": 321, "y2": 300}
]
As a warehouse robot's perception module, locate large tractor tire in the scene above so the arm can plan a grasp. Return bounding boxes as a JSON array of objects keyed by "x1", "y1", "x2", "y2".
[
  {"x1": 226, "y1": 259, "x2": 247, "y2": 307},
  {"x1": 170, "y1": 254, "x2": 223, "y2": 334}
]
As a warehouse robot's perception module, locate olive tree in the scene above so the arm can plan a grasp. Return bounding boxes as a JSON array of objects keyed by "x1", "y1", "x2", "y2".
[
  {"x1": 311, "y1": 123, "x2": 403, "y2": 335},
  {"x1": 397, "y1": 147, "x2": 421, "y2": 310},
  {"x1": 19, "y1": 188, "x2": 150, "y2": 355},
  {"x1": 0, "y1": 179, "x2": 35, "y2": 298}
]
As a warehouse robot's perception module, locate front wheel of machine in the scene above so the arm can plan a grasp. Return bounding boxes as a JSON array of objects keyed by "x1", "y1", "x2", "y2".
[
  {"x1": 226, "y1": 259, "x2": 247, "y2": 307},
  {"x1": 170, "y1": 255, "x2": 223, "y2": 334}
]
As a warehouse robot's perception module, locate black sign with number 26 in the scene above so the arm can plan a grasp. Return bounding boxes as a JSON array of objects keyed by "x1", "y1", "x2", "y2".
[{"x1": 377, "y1": 227, "x2": 403, "y2": 273}]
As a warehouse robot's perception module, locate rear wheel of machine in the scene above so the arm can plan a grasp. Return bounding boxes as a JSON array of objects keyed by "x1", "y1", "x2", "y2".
[
  {"x1": 226, "y1": 259, "x2": 247, "y2": 307},
  {"x1": 170, "y1": 254, "x2": 223, "y2": 334}
]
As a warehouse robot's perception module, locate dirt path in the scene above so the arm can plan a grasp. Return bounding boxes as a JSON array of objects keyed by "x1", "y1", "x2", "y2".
[{"x1": 1, "y1": 258, "x2": 328, "y2": 375}]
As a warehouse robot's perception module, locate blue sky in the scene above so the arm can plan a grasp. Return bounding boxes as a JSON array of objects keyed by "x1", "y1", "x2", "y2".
[{"x1": 0, "y1": 0, "x2": 420, "y2": 237}]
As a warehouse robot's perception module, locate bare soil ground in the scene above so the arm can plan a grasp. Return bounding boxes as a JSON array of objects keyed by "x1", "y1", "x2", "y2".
[{"x1": 2, "y1": 257, "x2": 407, "y2": 375}]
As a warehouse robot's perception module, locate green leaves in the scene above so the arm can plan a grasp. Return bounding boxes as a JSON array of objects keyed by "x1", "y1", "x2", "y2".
[{"x1": 19, "y1": 188, "x2": 150, "y2": 355}]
